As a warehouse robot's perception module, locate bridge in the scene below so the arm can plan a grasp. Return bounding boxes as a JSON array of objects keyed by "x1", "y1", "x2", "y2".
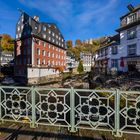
[{"x1": 0, "y1": 86, "x2": 140, "y2": 137}]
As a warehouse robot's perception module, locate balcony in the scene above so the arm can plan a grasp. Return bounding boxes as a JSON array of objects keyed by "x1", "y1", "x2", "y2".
[
  {"x1": 121, "y1": 17, "x2": 140, "y2": 27},
  {"x1": 116, "y1": 16, "x2": 140, "y2": 32}
]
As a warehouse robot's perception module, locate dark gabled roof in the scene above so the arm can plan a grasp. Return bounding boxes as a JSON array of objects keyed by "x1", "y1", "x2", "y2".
[
  {"x1": 120, "y1": 4, "x2": 140, "y2": 20},
  {"x1": 97, "y1": 34, "x2": 120, "y2": 50},
  {"x1": 41, "y1": 22, "x2": 64, "y2": 39}
]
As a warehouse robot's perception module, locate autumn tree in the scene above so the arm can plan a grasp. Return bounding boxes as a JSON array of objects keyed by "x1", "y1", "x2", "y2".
[
  {"x1": 66, "y1": 40, "x2": 73, "y2": 49},
  {"x1": 75, "y1": 39, "x2": 82, "y2": 46},
  {"x1": 1, "y1": 34, "x2": 14, "y2": 52},
  {"x1": 66, "y1": 38, "x2": 102, "y2": 61},
  {"x1": 77, "y1": 60, "x2": 84, "y2": 74}
]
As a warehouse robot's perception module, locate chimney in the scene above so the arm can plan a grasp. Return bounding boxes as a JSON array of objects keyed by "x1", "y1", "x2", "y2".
[
  {"x1": 127, "y1": 4, "x2": 134, "y2": 12},
  {"x1": 33, "y1": 16, "x2": 39, "y2": 22}
]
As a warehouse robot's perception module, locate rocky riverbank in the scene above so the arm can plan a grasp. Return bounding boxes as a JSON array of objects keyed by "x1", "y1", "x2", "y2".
[{"x1": 37, "y1": 71, "x2": 140, "y2": 91}]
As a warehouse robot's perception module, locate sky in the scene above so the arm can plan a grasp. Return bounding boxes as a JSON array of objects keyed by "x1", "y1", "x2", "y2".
[{"x1": 0, "y1": 0, "x2": 140, "y2": 41}]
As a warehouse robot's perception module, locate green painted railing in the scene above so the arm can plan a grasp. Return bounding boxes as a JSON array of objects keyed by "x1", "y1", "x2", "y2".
[{"x1": 0, "y1": 86, "x2": 140, "y2": 137}]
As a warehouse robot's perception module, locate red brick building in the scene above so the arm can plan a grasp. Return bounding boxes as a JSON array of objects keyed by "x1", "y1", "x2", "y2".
[{"x1": 15, "y1": 12, "x2": 66, "y2": 83}]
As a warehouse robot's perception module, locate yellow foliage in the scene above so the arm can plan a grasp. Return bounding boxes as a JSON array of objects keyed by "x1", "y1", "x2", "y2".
[{"x1": 1, "y1": 34, "x2": 14, "y2": 51}]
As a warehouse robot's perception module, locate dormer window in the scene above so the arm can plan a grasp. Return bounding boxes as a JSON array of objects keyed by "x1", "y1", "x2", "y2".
[
  {"x1": 18, "y1": 26, "x2": 20, "y2": 31},
  {"x1": 43, "y1": 26, "x2": 46, "y2": 31},
  {"x1": 127, "y1": 13, "x2": 137, "y2": 24}
]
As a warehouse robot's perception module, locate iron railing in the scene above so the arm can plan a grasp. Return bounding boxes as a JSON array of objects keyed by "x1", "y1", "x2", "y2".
[{"x1": 0, "y1": 86, "x2": 140, "y2": 137}]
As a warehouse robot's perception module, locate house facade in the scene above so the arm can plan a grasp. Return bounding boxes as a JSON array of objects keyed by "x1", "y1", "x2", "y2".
[
  {"x1": 95, "y1": 35, "x2": 121, "y2": 74},
  {"x1": 65, "y1": 52, "x2": 78, "y2": 72},
  {"x1": 15, "y1": 12, "x2": 66, "y2": 83},
  {"x1": 81, "y1": 52, "x2": 95, "y2": 72},
  {"x1": 116, "y1": 4, "x2": 140, "y2": 72},
  {"x1": 0, "y1": 51, "x2": 14, "y2": 66}
]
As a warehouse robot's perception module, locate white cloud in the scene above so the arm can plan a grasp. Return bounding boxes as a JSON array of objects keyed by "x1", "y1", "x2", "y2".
[{"x1": 18, "y1": 0, "x2": 118, "y2": 40}]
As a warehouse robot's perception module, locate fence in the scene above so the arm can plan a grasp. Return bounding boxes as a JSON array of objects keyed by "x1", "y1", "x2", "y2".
[{"x1": 0, "y1": 86, "x2": 140, "y2": 137}]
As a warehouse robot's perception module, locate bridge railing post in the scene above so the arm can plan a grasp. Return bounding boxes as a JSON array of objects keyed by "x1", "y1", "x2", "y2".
[
  {"x1": 114, "y1": 89, "x2": 122, "y2": 137},
  {"x1": 69, "y1": 87, "x2": 76, "y2": 132},
  {"x1": 30, "y1": 86, "x2": 37, "y2": 128}
]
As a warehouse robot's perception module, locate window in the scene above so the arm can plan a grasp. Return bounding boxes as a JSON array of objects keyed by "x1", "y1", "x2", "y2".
[
  {"x1": 48, "y1": 37, "x2": 51, "y2": 41},
  {"x1": 21, "y1": 25, "x2": 23, "y2": 30},
  {"x1": 52, "y1": 32, "x2": 55, "y2": 36},
  {"x1": 105, "y1": 48, "x2": 108, "y2": 55},
  {"x1": 128, "y1": 44, "x2": 136, "y2": 55},
  {"x1": 52, "y1": 53, "x2": 54, "y2": 58},
  {"x1": 19, "y1": 33, "x2": 21, "y2": 38},
  {"x1": 48, "y1": 44, "x2": 51, "y2": 48},
  {"x1": 42, "y1": 42, "x2": 46, "y2": 47},
  {"x1": 43, "y1": 34, "x2": 46, "y2": 39},
  {"x1": 48, "y1": 30, "x2": 51, "y2": 34},
  {"x1": 48, "y1": 52, "x2": 50, "y2": 57},
  {"x1": 42, "y1": 59, "x2": 45, "y2": 65},
  {"x1": 127, "y1": 27, "x2": 137, "y2": 40},
  {"x1": 112, "y1": 46, "x2": 118, "y2": 54},
  {"x1": 39, "y1": 40, "x2": 41, "y2": 45},
  {"x1": 37, "y1": 48, "x2": 40, "y2": 55},
  {"x1": 17, "y1": 26, "x2": 20, "y2": 31},
  {"x1": 37, "y1": 58, "x2": 40, "y2": 65},
  {"x1": 42, "y1": 50, "x2": 45, "y2": 56},
  {"x1": 43, "y1": 26, "x2": 46, "y2": 31},
  {"x1": 52, "y1": 61, "x2": 54, "y2": 65},
  {"x1": 111, "y1": 59, "x2": 118, "y2": 68},
  {"x1": 48, "y1": 60, "x2": 50, "y2": 65},
  {"x1": 16, "y1": 34, "x2": 18, "y2": 39},
  {"x1": 35, "y1": 23, "x2": 38, "y2": 30},
  {"x1": 127, "y1": 13, "x2": 137, "y2": 24}
]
